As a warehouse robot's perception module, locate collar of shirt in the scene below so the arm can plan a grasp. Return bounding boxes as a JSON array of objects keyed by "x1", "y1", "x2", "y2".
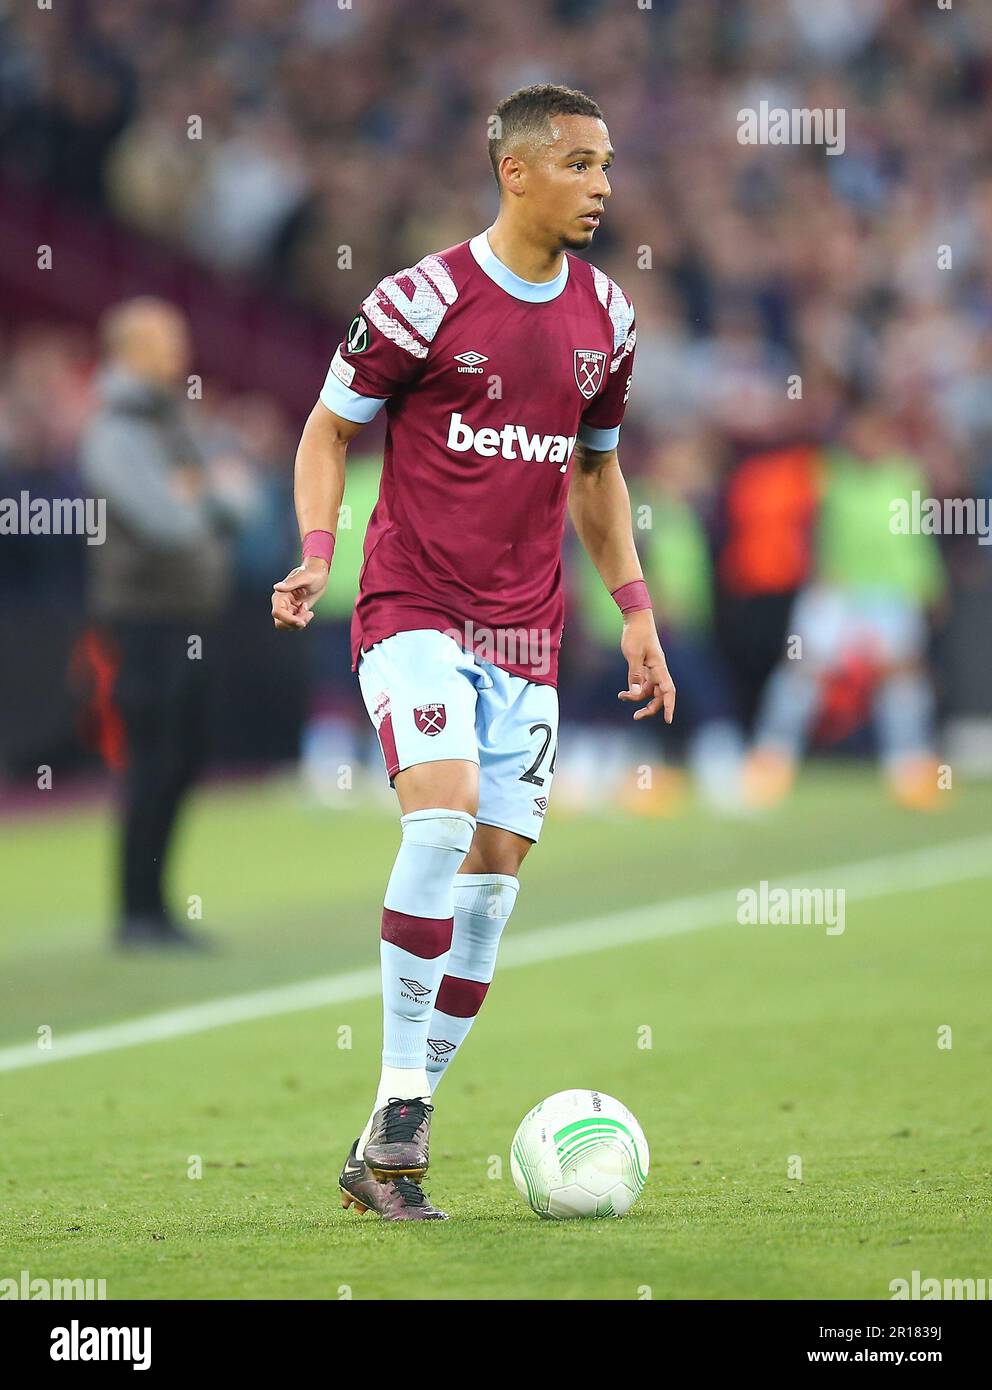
[{"x1": 469, "y1": 228, "x2": 569, "y2": 303}]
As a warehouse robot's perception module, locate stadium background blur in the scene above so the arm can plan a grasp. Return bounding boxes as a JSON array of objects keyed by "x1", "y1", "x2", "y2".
[
  {"x1": 3, "y1": 0, "x2": 992, "y2": 1303},
  {"x1": 2, "y1": 0, "x2": 991, "y2": 798}
]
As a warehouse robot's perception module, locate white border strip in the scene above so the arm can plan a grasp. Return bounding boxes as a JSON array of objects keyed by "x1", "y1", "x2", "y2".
[{"x1": 1, "y1": 834, "x2": 989, "y2": 1075}]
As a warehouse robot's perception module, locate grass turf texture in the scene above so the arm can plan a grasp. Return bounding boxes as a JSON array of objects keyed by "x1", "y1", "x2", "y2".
[{"x1": 0, "y1": 768, "x2": 989, "y2": 1299}]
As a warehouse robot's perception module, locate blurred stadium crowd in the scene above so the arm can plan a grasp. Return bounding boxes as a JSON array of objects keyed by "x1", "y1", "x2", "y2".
[{"x1": 2, "y1": 0, "x2": 991, "y2": 808}]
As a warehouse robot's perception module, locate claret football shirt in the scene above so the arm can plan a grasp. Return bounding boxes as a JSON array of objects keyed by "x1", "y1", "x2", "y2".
[{"x1": 320, "y1": 228, "x2": 636, "y2": 685}]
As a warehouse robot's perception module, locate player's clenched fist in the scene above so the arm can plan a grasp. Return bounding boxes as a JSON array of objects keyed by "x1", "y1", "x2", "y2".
[
  {"x1": 270, "y1": 557, "x2": 329, "y2": 630},
  {"x1": 617, "y1": 612, "x2": 676, "y2": 723}
]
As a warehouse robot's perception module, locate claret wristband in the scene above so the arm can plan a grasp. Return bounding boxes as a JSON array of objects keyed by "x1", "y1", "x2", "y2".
[
  {"x1": 302, "y1": 530, "x2": 335, "y2": 565},
  {"x1": 611, "y1": 579, "x2": 652, "y2": 614}
]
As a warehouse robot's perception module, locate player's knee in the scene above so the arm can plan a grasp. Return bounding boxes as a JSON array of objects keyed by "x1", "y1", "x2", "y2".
[
  {"x1": 385, "y1": 809, "x2": 477, "y2": 919},
  {"x1": 399, "y1": 808, "x2": 476, "y2": 858}
]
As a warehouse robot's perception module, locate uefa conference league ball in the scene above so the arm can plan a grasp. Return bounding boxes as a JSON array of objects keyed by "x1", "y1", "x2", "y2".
[{"x1": 510, "y1": 1089, "x2": 649, "y2": 1219}]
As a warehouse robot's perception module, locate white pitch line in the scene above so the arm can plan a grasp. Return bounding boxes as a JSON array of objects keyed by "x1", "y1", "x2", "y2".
[{"x1": 1, "y1": 833, "x2": 989, "y2": 1075}]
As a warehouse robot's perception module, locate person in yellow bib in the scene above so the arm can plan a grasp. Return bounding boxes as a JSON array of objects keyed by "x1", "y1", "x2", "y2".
[{"x1": 745, "y1": 407, "x2": 946, "y2": 811}]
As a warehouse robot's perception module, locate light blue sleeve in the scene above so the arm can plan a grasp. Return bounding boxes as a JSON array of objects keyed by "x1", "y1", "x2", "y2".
[
  {"x1": 319, "y1": 363, "x2": 389, "y2": 423},
  {"x1": 576, "y1": 422, "x2": 621, "y2": 451}
]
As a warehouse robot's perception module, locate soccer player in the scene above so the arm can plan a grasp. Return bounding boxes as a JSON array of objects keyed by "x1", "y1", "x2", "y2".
[{"x1": 271, "y1": 84, "x2": 675, "y2": 1220}]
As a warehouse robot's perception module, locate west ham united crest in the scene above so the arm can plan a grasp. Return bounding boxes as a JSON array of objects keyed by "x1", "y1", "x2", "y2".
[
  {"x1": 574, "y1": 348, "x2": 607, "y2": 399},
  {"x1": 413, "y1": 702, "x2": 446, "y2": 736}
]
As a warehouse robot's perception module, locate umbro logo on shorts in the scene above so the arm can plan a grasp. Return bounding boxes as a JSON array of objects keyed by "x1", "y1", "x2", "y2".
[
  {"x1": 413, "y1": 702, "x2": 446, "y2": 736},
  {"x1": 533, "y1": 796, "x2": 548, "y2": 818}
]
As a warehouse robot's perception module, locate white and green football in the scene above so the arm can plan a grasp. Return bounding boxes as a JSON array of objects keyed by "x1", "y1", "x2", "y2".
[{"x1": 510, "y1": 1089, "x2": 649, "y2": 1219}]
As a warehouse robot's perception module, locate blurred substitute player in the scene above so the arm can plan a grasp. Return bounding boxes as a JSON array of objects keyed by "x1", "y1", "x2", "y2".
[
  {"x1": 271, "y1": 85, "x2": 675, "y2": 1220},
  {"x1": 745, "y1": 405, "x2": 946, "y2": 811}
]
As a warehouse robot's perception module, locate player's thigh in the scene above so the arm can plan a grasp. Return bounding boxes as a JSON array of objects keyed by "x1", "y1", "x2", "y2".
[
  {"x1": 476, "y1": 672, "x2": 559, "y2": 844},
  {"x1": 357, "y1": 629, "x2": 482, "y2": 813},
  {"x1": 395, "y1": 758, "x2": 479, "y2": 817}
]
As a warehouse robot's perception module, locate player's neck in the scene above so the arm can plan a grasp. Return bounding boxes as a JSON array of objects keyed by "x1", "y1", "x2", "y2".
[{"x1": 486, "y1": 217, "x2": 565, "y2": 285}]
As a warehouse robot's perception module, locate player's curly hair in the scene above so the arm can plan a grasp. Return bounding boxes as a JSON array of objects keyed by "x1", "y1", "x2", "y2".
[{"x1": 488, "y1": 84, "x2": 604, "y2": 189}]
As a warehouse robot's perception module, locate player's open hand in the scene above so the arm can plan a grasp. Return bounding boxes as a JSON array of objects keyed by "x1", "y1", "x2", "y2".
[
  {"x1": 271, "y1": 558, "x2": 328, "y2": 630},
  {"x1": 618, "y1": 614, "x2": 676, "y2": 723}
]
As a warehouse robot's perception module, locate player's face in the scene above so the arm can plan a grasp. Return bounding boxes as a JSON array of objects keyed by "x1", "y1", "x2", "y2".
[
  {"x1": 537, "y1": 115, "x2": 614, "y2": 251},
  {"x1": 137, "y1": 311, "x2": 192, "y2": 386}
]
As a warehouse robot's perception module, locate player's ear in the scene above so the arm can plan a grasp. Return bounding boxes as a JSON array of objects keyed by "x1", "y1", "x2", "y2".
[{"x1": 499, "y1": 153, "x2": 526, "y2": 197}]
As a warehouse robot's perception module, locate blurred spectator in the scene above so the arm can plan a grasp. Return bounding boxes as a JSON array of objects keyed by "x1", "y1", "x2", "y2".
[
  {"x1": 5, "y1": 0, "x2": 992, "y2": 492},
  {"x1": 630, "y1": 434, "x2": 746, "y2": 814},
  {"x1": 79, "y1": 297, "x2": 257, "y2": 947},
  {"x1": 716, "y1": 436, "x2": 821, "y2": 725}
]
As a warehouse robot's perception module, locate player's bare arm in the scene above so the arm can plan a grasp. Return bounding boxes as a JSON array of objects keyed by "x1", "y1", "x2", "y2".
[
  {"x1": 271, "y1": 402, "x2": 363, "y2": 630},
  {"x1": 568, "y1": 440, "x2": 676, "y2": 724}
]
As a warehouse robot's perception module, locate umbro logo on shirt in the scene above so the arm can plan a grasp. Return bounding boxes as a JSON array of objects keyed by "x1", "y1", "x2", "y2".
[{"x1": 454, "y1": 350, "x2": 488, "y2": 374}]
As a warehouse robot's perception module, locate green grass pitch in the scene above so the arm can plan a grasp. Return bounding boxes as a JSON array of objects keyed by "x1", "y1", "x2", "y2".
[{"x1": 1, "y1": 769, "x2": 989, "y2": 1300}]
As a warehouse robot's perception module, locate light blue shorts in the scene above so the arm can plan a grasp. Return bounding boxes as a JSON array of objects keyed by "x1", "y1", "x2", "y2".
[
  {"x1": 789, "y1": 586, "x2": 926, "y2": 668},
  {"x1": 357, "y1": 629, "x2": 559, "y2": 842}
]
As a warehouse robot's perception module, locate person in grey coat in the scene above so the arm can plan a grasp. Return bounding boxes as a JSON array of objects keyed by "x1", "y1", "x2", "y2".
[{"x1": 81, "y1": 297, "x2": 254, "y2": 948}]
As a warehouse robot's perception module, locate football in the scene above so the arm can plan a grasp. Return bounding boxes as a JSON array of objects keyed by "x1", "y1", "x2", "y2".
[{"x1": 510, "y1": 1089, "x2": 649, "y2": 1219}]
